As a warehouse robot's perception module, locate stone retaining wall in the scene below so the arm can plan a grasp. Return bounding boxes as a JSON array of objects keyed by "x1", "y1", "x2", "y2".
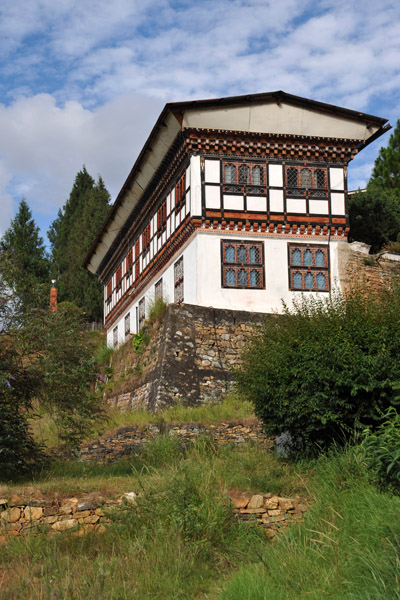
[
  {"x1": 79, "y1": 419, "x2": 272, "y2": 462},
  {"x1": 106, "y1": 304, "x2": 268, "y2": 412}
]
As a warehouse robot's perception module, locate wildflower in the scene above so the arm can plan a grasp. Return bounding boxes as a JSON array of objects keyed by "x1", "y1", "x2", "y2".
[{"x1": 6, "y1": 380, "x2": 11, "y2": 388}]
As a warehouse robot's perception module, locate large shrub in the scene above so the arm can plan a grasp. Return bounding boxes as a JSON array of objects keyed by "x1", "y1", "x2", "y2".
[
  {"x1": 362, "y1": 406, "x2": 400, "y2": 493},
  {"x1": 235, "y1": 285, "x2": 400, "y2": 455}
]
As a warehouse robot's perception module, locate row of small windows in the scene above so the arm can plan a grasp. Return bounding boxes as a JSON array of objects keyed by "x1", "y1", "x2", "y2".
[
  {"x1": 222, "y1": 162, "x2": 327, "y2": 191},
  {"x1": 221, "y1": 241, "x2": 329, "y2": 292},
  {"x1": 224, "y1": 164, "x2": 264, "y2": 186}
]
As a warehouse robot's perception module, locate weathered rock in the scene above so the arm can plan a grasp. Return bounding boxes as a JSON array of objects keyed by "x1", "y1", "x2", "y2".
[
  {"x1": 1, "y1": 508, "x2": 21, "y2": 523},
  {"x1": 51, "y1": 519, "x2": 77, "y2": 532},
  {"x1": 24, "y1": 506, "x2": 43, "y2": 521},
  {"x1": 248, "y1": 495, "x2": 264, "y2": 509}
]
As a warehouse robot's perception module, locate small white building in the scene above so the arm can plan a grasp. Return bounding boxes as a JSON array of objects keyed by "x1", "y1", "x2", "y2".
[{"x1": 83, "y1": 91, "x2": 389, "y2": 347}]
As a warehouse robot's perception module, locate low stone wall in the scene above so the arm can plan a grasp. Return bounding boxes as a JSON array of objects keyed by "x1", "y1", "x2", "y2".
[
  {"x1": 79, "y1": 419, "x2": 272, "y2": 462},
  {"x1": 230, "y1": 492, "x2": 309, "y2": 539},
  {"x1": 338, "y1": 241, "x2": 400, "y2": 293},
  {"x1": 0, "y1": 490, "x2": 309, "y2": 544},
  {"x1": 0, "y1": 495, "x2": 124, "y2": 543}
]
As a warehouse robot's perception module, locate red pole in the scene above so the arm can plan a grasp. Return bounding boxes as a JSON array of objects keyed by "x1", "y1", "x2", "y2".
[{"x1": 50, "y1": 281, "x2": 57, "y2": 312}]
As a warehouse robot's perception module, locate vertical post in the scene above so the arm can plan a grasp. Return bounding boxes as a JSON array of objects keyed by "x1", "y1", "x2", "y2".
[{"x1": 50, "y1": 280, "x2": 57, "y2": 312}]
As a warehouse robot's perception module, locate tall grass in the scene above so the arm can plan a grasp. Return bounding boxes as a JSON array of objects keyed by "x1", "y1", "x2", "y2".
[
  {"x1": 217, "y1": 448, "x2": 400, "y2": 600},
  {"x1": 2, "y1": 442, "x2": 399, "y2": 599}
]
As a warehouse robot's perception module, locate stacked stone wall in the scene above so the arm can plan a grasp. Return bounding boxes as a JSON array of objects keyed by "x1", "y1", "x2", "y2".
[{"x1": 79, "y1": 419, "x2": 271, "y2": 462}]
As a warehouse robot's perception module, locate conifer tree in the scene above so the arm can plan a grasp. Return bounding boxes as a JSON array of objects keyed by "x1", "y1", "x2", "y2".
[
  {"x1": 0, "y1": 198, "x2": 50, "y2": 309},
  {"x1": 369, "y1": 119, "x2": 400, "y2": 195},
  {"x1": 48, "y1": 167, "x2": 110, "y2": 320}
]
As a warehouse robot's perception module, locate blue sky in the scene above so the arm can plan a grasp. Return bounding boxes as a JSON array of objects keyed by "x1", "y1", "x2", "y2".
[{"x1": 0, "y1": 0, "x2": 399, "y2": 243}]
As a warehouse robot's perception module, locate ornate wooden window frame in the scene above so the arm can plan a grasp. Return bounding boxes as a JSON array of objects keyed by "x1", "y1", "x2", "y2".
[
  {"x1": 175, "y1": 173, "x2": 186, "y2": 212},
  {"x1": 157, "y1": 201, "x2": 167, "y2": 236},
  {"x1": 222, "y1": 160, "x2": 267, "y2": 196},
  {"x1": 285, "y1": 165, "x2": 328, "y2": 199},
  {"x1": 138, "y1": 297, "x2": 146, "y2": 330},
  {"x1": 221, "y1": 240, "x2": 265, "y2": 289},
  {"x1": 288, "y1": 243, "x2": 330, "y2": 292},
  {"x1": 155, "y1": 278, "x2": 163, "y2": 301},
  {"x1": 142, "y1": 223, "x2": 151, "y2": 255},
  {"x1": 124, "y1": 313, "x2": 131, "y2": 337}
]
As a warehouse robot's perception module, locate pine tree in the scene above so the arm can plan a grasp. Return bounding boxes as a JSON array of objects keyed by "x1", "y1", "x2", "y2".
[
  {"x1": 48, "y1": 167, "x2": 110, "y2": 320},
  {"x1": 369, "y1": 119, "x2": 400, "y2": 195},
  {"x1": 0, "y1": 198, "x2": 50, "y2": 309}
]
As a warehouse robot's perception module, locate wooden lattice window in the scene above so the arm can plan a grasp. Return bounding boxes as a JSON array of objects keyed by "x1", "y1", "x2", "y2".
[
  {"x1": 135, "y1": 240, "x2": 140, "y2": 280},
  {"x1": 157, "y1": 201, "x2": 167, "y2": 235},
  {"x1": 223, "y1": 161, "x2": 265, "y2": 193},
  {"x1": 174, "y1": 256, "x2": 184, "y2": 302},
  {"x1": 155, "y1": 279, "x2": 163, "y2": 301},
  {"x1": 126, "y1": 248, "x2": 133, "y2": 280},
  {"x1": 138, "y1": 297, "x2": 146, "y2": 331},
  {"x1": 175, "y1": 173, "x2": 186, "y2": 211},
  {"x1": 221, "y1": 240, "x2": 264, "y2": 289},
  {"x1": 286, "y1": 166, "x2": 327, "y2": 197},
  {"x1": 288, "y1": 244, "x2": 329, "y2": 292},
  {"x1": 124, "y1": 313, "x2": 131, "y2": 337},
  {"x1": 113, "y1": 326, "x2": 118, "y2": 347},
  {"x1": 116, "y1": 265, "x2": 122, "y2": 293},
  {"x1": 106, "y1": 280, "x2": 112, "y2": 306},
  {"x1": 142, "y1": 223, "x2": 151, "y2": 255}
]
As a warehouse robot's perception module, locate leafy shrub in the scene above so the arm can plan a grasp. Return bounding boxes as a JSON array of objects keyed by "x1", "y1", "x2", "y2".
[
  {"x1": 235, "y1": 286, "x2": 400, "y2": 456},
  {"x1": 132, "y1": 330, "x2": 150, "y2": 355},
  {"x1": 362, "y1": 407, "x2": 400, "y2": 493}
]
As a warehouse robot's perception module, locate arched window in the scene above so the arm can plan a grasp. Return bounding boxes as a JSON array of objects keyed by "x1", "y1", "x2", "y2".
[
  {"x1": 292, "y1": 272, "x2": 302, "y2": 288},
  {"x1": 304, "y1": 249, "x2": 313, "y2": 266},
  {"x1": 250, "y1": 269, "x2": 259, "y2": 287},
  {"x1": 238, "y1": 269, "x2": 247, "y2": 286},
  {"x1": 237, "y1": 245, "x2": 247, "y2": 263},
  {"x1": 315, "y1": 250, "x2": 325, "y2": 267},
  {"x1": 304, "y1": 272, "x2": 313, "y2": 289},
  {"x1": 291, "y1": 248, "x2": 301, "y2": 265},
  {"x1": 316, "y1": 273, "x2": 326, "y2": 290},
  {"x1": 225, "y1": 269, "x2": 235, "y2": 286},
  {"x1": 238, "y1": 165, "x2": 250, "y2": 184},
  {"x1": 224, "y1": 163, "x2": 236, "y2": 184},
  {"x1": 301, "y1": 168, "x2": 312, "y2": 188},
  {"x1": 225, "y1": 245, "x2": 235, "y2": 262},
  {"x1": 252, "y1": 165, "x2": 263, "y2": 185},
  {"x1": 249, "y1": 246, "x2": 260, "y2": 263}
]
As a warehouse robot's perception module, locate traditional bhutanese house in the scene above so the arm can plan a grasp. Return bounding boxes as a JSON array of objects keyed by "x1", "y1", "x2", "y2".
[{"x1": 83, "y1": 91, "x2": 389, "y2": 347}]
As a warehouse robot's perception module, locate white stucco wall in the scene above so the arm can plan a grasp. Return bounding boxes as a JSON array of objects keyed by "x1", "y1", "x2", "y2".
[{"x1": 107, "y1": 230, "x2": 344, "y2": 346}]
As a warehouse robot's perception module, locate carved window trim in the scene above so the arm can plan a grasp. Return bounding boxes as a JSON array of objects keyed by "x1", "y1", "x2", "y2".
[
  {"x1": 221, "y1": 240, "x2": 264, "y2": 289},
  {"x1": 222, "y1": 161, "x2": 266, "y2": 194},
  {"x1": 288, "y1": 244, "x2": 329, "y2": 292},
  {"x1": 285, "y1": 165, "x2": 328, "y2": 198}
]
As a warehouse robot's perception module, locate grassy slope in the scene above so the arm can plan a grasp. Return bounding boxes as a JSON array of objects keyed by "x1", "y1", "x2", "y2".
[{"x1": 1, "y1": 438, "x2": 399, "y2": 599}]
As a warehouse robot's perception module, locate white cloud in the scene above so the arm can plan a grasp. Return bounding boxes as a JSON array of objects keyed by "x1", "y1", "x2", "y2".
[
  {"x1": 0, "y1": 93, "x2": 162, "y2": 236},
  {"x1": 0, "y1": 0, "x2": 399, "y2": 239}
]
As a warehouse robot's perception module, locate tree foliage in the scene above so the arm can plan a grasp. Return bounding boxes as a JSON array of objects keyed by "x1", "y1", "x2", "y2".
[
  {"x1": 349, "y1": 120, "x2": 400, "y2": 251},
  {"x1": 48, "y1": 167, "x2": 110, "y2": 320},
  {"x1": 235, "y1": 286, "x2": 400, "y2": 456},
  {"x1": 0, "y1": 198, "x2": 50, "y2": 310},
  {"x1": 348, "y1": 188, "x2": 400, "y2": 252},
  {"x1": 0, "y1": 250, "x2": 101, "y2": 479},
  {"x1": 369, "y1": 119, "x2": 400, "y2": 195}
]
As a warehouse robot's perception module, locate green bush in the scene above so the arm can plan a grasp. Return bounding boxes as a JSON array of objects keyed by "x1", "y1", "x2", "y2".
[
  {"x1": 235, "y1": 286, "x2": 400, "y2": 456},
  {"x1": 132, "y1": 330, "x2": 150, "y2": 355},
  {"x1": 362, "y1": 406, "x2": 400, "y2": 493}
]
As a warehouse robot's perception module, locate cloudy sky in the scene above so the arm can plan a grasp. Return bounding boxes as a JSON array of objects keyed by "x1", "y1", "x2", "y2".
[{"x1": 0, "y1": 0, "x2": 399, "y2": 243}]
